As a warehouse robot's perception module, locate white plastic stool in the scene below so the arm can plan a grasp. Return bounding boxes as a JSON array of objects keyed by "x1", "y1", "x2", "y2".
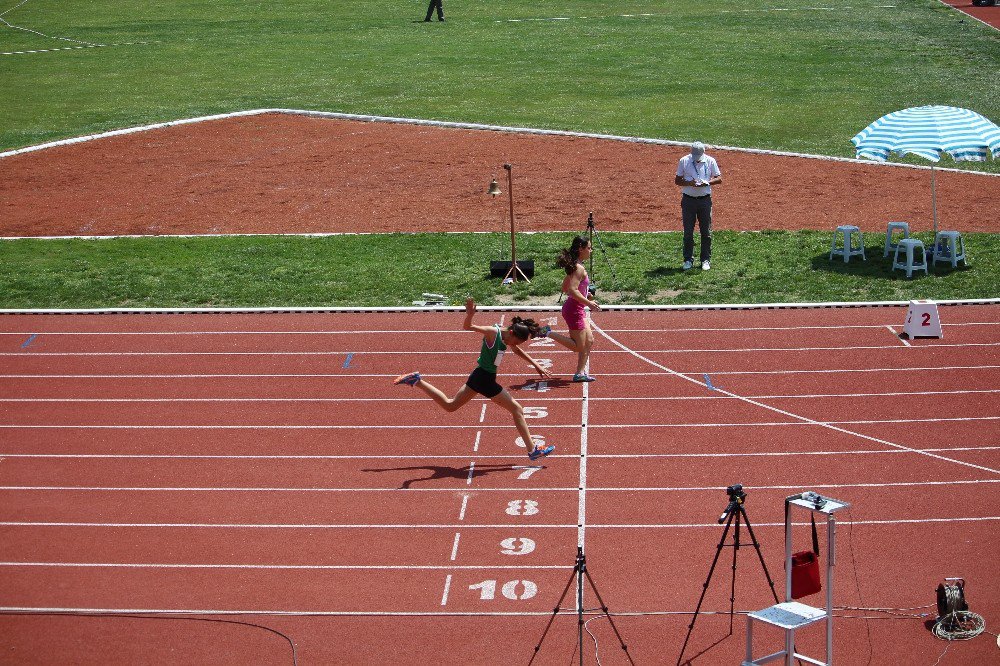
[
  {"x1": 829, "y1": 225, "x2": 865, "y2": 263},
  {"x1": 892, "y1": 238, "x2": 928, "y2": 278},
  {"x1": 883, "y1": 221, "x2": 910, "y2": 258},
  {"x1": 932, "y1": 230, "x2": 967, "y2": 268}
]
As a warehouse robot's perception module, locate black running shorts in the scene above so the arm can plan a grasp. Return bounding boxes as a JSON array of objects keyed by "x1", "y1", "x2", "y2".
[{"x1": 465, "y1": 366, "x2": 504, "y2": 398}]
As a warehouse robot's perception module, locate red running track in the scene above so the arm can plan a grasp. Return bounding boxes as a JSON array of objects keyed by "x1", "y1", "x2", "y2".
[{"x1": 0, "y1": 305, "x2": 998, "y2": 665}]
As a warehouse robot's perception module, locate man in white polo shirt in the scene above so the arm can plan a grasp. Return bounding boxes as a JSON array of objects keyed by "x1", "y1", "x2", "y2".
[{"x1": 675, "y1": 141, "x2": 722, "y2": 270}]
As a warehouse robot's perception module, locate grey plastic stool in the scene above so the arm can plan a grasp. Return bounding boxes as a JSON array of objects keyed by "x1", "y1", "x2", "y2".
[
  {"x1": 829, "y1": 225, "x2": 865, "y2": 263},
  {"x1": 892, "y1": 238, "x2": 928, "y2": 278},
  {"x1": 932, "y1": 230, "x2": 967, "y2": 268},
  {"x1": 883, "y1": 221, "x2": 910, "y2": 258}
]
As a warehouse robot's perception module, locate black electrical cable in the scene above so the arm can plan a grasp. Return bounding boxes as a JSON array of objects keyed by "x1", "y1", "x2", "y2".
[{"x1": 0, "y1": 611, "x2": 297, "y2": 665}]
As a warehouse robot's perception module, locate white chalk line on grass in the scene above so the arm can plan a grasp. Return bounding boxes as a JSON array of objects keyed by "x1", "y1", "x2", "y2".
[
  {"x1": 593, "y1": 323, "x2": 1000, "y2": 476},
  {"x1": 5, "y1": 342, "x2": 997, "y2": 356},
  {"x1": 1, "y1": 41, "x2": 157, "y2": 56},
  {"x1": 2, "y1": 389, "x2": 996, "y2": 402},
  {"x1": 4, "y1": 479, "x2": 998, "y2": 493}
]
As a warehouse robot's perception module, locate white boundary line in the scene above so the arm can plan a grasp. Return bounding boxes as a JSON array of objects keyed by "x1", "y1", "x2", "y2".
[
  {"x1": 4, "y1": 388, "x2": 994, "y2": 402},
  {"x1": 1, "y1": 321, "x2": 996, "y2": 334},
  {"x1": 1, "y1": 446, "x2": 997, "y2": 462},
  {"x1": 0, "y1": 562, "x2": 568, "y2": 571},
  {"x1": 4, "y1": 341, "x2": 999, "y2": 355},
  {"x1": 2, "y1": 479, "x2": 996, "y2": 493},
  {"x1": 1, "y1": 417, "x2": 997, "y2": 429},
  {"x1": 3, "y1": 108, "x2": 999, "y2": 179},
  {"x1": 2, "y1": 298, "x2": 998, "y2": 314},
  {"x1": 3, "y1": 516, "x2": 997, "y2": 529},
  {"x1": 936, "y1": 0, "x2": 1000, "y2": 32},
  {"x1": 2, "y1": 364, "x2": 997, "y2": 379},
  {"x1": 592, "y1": 323, "x2": 1000, "y2": 476}
]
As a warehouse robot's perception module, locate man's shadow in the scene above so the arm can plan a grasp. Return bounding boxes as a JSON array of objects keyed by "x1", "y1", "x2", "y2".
[{"x1": 363, "y1": 463, "x2": 542, "y2": 489}]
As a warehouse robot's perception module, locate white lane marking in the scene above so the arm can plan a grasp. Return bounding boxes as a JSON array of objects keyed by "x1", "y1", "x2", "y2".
[
  {"x1": 0, "y1": 562, "x2": 568, "y2": 570},
  {"x1": 5, "y1": 478, "x2": 997, "y2": 494},
  {"x1": 0, "y1": 521, "x2": 576, "y2": 528},
  {"x1": 3, "y1": 416, "x2": 997, "y2": 429},
  {"x1": 2, "y1": 516, "x2": 996, "y2": 529},
  {"x1": 3, "y1": 364, "x2": 998, "y2": 379},
  {"x1": 440, "y1": 575, "x2": 452, "y2": 606},
  {"x1": 593, "y1": 323, "x2": 1000, "y2": 476},
  {"x1": 3, "y1": 388, "x2": 995, "y2": 402},
  {"x1": 495, "y1": 6, "x2": 898, "y2": 23},
  {"x1": 473, "y1": 431, "x2": 481, "y2": 452},
  {"x1": 459, "y1": 495, "x2": 469, "y2": 520},
  {"x1": 466, "y1": 462, "x2": 475, "y2": 485},
  {"x1": 578, "y1": 360, "x2": 590, "y2": 550},
  {"x1": 2, "y1": 446, "x2": 997, "y2": 462},
  {"x1": 450, "y1": 533, "x2": 461, "y2": 561},
  {"x1": 479, "y1": 404, "x2": 487, "y2": 423},
  {"x1": 4, "y1": 342, "x2": 998, "y2": 356},
  {"x1": 887, "y1": 325, "x2": 911, "y2": 346}
]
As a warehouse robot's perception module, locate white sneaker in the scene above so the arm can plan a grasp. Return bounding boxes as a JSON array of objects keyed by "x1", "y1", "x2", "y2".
[
  {"x1": 682, "y1": 260, "x2": 693, "y2": 270},
  {"x1": 702, "y1": 261, "x2": 711, "y2": 271}
]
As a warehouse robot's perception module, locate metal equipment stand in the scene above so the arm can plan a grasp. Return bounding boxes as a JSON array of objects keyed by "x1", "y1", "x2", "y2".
[
  {"x1": 528, "y1": 547, "x2": 636, "y2": 666},
  {"x1": 742, "y1": 492, "x2": 849, "y2": 666}
]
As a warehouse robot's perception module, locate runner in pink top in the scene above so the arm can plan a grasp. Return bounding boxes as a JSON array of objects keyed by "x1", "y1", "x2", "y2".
[{"x1": 540, "y1": 236, "x2": 601, "y2": 382}]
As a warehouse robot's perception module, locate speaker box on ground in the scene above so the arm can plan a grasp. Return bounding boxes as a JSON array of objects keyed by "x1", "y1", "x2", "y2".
[{"x1": 490, "y1": 260, "x2": 535, "y2": 279}]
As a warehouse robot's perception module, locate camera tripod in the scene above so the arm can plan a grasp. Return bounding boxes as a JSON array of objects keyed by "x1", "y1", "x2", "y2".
[
  {"x1": 529, "y1": 547, "x2": 636, "y2": 666},
  {"x1": 676, "y1": 485, "x2": 779, "y2": 666},
  {"x1": 584, "y1": 212, "x2": 621, "y2": 295}
]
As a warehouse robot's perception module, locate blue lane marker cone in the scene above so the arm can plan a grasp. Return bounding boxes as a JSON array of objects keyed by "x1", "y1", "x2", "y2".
[
  {"x1": 342, "y1": 353, "x2": 354, "y2": 369},
  {"x1": 703, "y1": 373, "x2": 716, "y2": 391},
  {"x1": 21, "y1": 334, "x2": 38, "y2": 349}
]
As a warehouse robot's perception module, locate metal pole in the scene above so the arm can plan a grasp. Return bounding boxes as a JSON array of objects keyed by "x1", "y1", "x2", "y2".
[
  {"x1": 506, "y1": 164, "x2": 517, "y2": 278},
  {"x1": 827, "y1": 512, "x2": 836, "y2": 665},
  {"x1": 577, "y1": 548, "x2": 585, "y2": 666},
  {"x1": 931, "y1": 165, "x2": 938, "y2": 237}
]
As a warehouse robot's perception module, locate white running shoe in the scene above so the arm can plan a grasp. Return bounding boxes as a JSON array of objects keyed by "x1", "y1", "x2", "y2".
[{"x1": 702, "y1": 261, "x2": 711, "y2": 271}]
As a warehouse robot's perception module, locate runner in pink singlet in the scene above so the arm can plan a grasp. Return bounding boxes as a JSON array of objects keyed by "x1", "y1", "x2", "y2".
[{"x1": 541, "y1": 236, "x2": 600, "y2": 382}]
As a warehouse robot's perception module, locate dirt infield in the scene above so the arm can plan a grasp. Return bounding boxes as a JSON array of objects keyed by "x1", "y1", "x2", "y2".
[{"x1": 1, "y1": 113, "x2": 997, "y2": 237}]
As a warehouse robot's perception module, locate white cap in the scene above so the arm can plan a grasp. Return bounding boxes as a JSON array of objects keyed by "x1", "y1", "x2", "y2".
[{"x1": 691, "y1": 142, "x2": 706, "y2": 161}]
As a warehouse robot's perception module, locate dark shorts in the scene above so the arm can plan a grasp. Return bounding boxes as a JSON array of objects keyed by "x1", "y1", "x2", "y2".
[{"x1": 466, "y1": 366, "x2": 504, "y2": 398}]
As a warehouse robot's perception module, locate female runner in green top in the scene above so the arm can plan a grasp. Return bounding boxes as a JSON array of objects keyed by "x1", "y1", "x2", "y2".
[{"x1": 395, "y1": 299, "x2": 556, "y2": 460}]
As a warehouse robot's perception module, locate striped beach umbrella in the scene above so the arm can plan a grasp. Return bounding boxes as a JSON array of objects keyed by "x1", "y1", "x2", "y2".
[{"x1": 851, "y1": 105, "x2": 1000, "y2": 232}]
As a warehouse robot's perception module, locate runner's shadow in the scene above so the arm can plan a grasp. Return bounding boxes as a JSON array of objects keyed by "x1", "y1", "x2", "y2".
[
  {"x1": 362, "y1": 463, "x2": 542, "y2": 489},
  {"x1": 508, "y1": 378, "x2": 573, "y2": 391}
]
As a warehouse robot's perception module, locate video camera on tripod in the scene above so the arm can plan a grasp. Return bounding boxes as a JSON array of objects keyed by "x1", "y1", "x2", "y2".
[{"x1": 719, "y1": 483, "x2": 747, "y2": 523}]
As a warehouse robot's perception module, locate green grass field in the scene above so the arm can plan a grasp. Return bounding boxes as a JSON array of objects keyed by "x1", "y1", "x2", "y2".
[
  {"x1": 2, "y1": 0, "x2": 997, "y2": 308},
  {"x1": 0, "y1": 231, "x2": 995, "y2": 308}
]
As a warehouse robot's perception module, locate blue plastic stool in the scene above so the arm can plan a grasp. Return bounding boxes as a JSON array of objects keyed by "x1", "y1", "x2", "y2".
[
  {"x1": 892, "y1": 238, "x2": 928, "y2": 278},
  {"x1": 883, "y1": 221, "x2": 910, "y2": 258},
  {"x1": 932, "y1": 231, "x2": 967, "y2": 268},
  {"x1": 829, "y1": 225, "x2": 865, "y2": 263}
]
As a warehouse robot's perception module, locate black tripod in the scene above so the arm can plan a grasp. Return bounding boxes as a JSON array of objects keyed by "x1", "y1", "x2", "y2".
[
  {"x1": 676, "y1": 484, "x2": 779, "y2": 666},
  {"x1": 584, "y1": 212, "x2": 621, "y2": 296},
  {"x1": 529, "y1": 547, "x2": 636, "y2": 666}
]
